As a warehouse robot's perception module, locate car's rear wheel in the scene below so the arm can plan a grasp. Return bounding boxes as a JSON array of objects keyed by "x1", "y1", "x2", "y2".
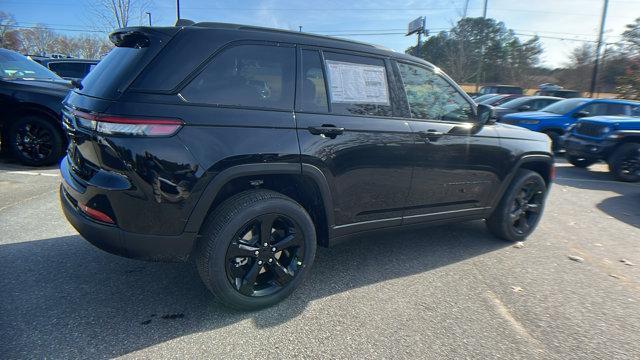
[
  {"x1": 608, "y1": 143, "x2": 640, "y2": 182},
  {"x1": 486, "y1": 169, "x2": 547, "y2": 242},
  {"x1": 195, "y1": 189, "x2": 316, "y2": 310},
  {"x1": 7, "y1": 115, "x2": 64, "y2": 166},
  {"x1": 566, "y1": 154, "x2": 597, "y2": 168}
]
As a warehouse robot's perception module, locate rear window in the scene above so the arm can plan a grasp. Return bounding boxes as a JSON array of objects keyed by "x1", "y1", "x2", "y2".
[
  {"x1": 181, "y1": 44, "x2": 296, "y2": 110},
  {"x1": 48, "y1": 62, "x2": 88, "y2": 79},
  {"x1": 79, "y1": 47, "x2": 147, "y2": 99}
]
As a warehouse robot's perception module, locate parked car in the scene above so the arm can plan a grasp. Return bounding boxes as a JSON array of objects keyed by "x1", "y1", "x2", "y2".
[
  {"x1": 480, "y1": 93, "x2": 523, "y2": 106},
  {"x1": 0, "y1": 48, "x2": 71, "y2": 166},
  {"x1": 473, "y1": 93, "x2": 500, "y2": 103},
  {"x1": 478, "y1": 84, "x2": 524, "y2": 96},
  {"x1": 492, "y1": 96, "x2": 562, "y2": 120},
  {"x1": 60, "y1": 21, "x2": 554, "y2": 310},
  {"x1": 534, "y1": 83, "x2": 580, "y2": 99},
  {"x1": 563, "y1": 115, "x2": 640, "y2": 182},
  {"x1": 32, "y1": 58, "x2": 99, "y2": 82},
  {"x1": 501, "y1": 98, "x2": 640, "y2": 151}
]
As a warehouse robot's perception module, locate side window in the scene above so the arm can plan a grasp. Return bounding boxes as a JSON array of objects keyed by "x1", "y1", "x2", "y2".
[
  {"x1": 323, "y1": 52, "x2": 392, "y2": 117},
  {"x1": 397, "y1": 62, "x2": 473, "y2": 122},
  {"x1": 607, "y1": 103, "x2": 630, "y2": 116},
  {"x1": 299, "y1": 50, "x2": 328, "y2": 113},
  {"x1": 581, "y1": 103, "x2": 608, "y2": 116},
  {"x1": 181, "y1": 44, "x2": 295, "y2": 110},
  {"x1": 48, "y1": 62, "x2": 86, "y2": 78},
  {"x1": 631, "y1": 105, "x2": 640, "y2": 117}
]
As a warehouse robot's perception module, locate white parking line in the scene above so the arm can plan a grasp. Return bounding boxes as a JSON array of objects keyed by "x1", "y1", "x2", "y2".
[
  {"x1": 556, "y1": 177, "x2": 639, "y2": 186},
  {"x1": 6, "y1": 171, "x2": 59, "y2": 177}
]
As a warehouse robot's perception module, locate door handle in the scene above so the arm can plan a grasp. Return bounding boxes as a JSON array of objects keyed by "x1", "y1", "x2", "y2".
[
  {"x1": 417, "y1": 129, "x2": 444, "y2": 139},
  {"x1": 308, "y1": 125, "x2": 345, "y2": 137}
]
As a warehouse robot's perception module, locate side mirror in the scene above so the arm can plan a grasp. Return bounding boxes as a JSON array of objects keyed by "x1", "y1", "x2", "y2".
[
  {"x1": 518, "y1": 105, "x2": 531, "y2": 112},
  {"x1": 477, "y1": 104, "x2": 494, "y2": 125},
  {"x1": 574, "y1": 110, "x2": 589, "y2": 118}
]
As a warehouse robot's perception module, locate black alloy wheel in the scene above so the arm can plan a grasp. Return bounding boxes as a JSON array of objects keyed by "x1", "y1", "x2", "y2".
[
  {"x1": 509, "y1": 180, "x2": 545, "y2": 235},
  {"x1": 8, "y1": 115, "x2": 64, "y2": 166},
  {"x1": 609, "y1": 143, "x2": 640, "y2": 182},
  {"x1": 226, "y1": 213, "x2": 305, "y2": 297},
  {"x1": 196, "y1": 189, "x2": 316, "y2": 310},
  {"x1": 486, "y1": 169, "x2": 547, "y2": 242},
  {"x1": 15, "y1": 122, "x2": 54, "y2": 162}
]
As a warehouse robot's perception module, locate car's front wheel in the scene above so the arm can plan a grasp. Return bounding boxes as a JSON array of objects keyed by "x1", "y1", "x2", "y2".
[
  {"x1": 608, "y1": 143, "x2": 640, "y2": 182},
  {"x1": 195, "y1": 189, "x2": 317, "y2": 310},
  {"x1": 486, "y1": 169, "x2": 547, "y2": 242},
  {"x1": 7, "y1": 115, "x2": 64, "y2": 166},
  {"x1": 566, "y1": 154, "x2": 597, "y2": 168}
]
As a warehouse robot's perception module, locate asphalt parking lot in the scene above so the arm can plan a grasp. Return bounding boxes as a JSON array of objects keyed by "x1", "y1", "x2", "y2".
[{"x1": 0, "y1": 157, "x2": 638, "y2": 359}]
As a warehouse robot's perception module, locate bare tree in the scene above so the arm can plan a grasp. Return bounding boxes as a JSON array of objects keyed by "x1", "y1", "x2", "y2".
[
  {"x1": 0, "y1": 11, "x2": 17, "y2": 48},
  {"x1": 88, "y1": 0, "x2": 151, "y2": 31},
  {"x1": 19, "y1": 25, "x2": 57, "y2": 55}
]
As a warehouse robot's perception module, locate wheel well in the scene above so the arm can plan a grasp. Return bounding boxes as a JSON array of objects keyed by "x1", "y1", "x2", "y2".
[
  {"x1": 519, "y1": 161, "x2": 553, "y2": 185},
  {"x1": 1, "y1": 103, "x2": 64, "y2": 138},
  {"x1": 541, "y1": 128, "x2": 563, "y2": 135},
  {"x1": 204, "y1": 173, "x2": 330, "y2": 247}
]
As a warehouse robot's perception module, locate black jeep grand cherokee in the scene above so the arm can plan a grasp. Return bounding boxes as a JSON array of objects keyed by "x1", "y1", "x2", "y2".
[{"x1": 60, "y1": 22, "x2": 553, "y2": 309}]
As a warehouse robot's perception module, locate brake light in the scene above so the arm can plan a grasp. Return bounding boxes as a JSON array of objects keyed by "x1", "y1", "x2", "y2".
[
  {"x1": 79, "y1": 203, "x2": 115, "y2": 224},
  {"x1": 72, "y1": 110, "x2": 183, "y2": 136}
]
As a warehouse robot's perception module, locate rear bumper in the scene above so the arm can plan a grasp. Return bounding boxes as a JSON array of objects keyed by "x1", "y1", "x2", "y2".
[
  {"x1": 562, "y1": 135, "x2": 615, "y2": 160},
  {"x1": 60, "y1": 182, "x2": 197, "y2": 263}
]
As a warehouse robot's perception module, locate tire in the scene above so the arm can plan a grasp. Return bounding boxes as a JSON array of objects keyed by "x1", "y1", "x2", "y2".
[
  {"x1": 608, "y1": 143, "x2": 640, "y2": 182},
  {"x1": 7, "y1": 115, "x2": 64, "y2": 166},
  {"x1": 195, "y1": 189, "x2": 317, "y2": 310},
  {"x1": 544, "y1": 130, "x2": 562, "y2": 153},
  {"x1": 566, "y1": 154, "x2": 597, "y2": 168},
  {"x1": 486, "y1": 169, "x2": 547, "y2": 242}
]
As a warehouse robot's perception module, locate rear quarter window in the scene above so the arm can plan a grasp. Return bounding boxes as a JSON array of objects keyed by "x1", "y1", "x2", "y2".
[{"x1": 180, "y1": 44, "x2": 296, "y2": 110}]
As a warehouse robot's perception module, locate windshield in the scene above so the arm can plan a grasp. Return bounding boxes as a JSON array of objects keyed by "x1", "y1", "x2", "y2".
[
  {"x1": 541, "y1": 98, "x2": 588, "y2": 115},
  {"x1": 474, "y1": 93, "x2": 498, "y2": 103},
  {"x1": 0, "y1": 49, "x2": 62, "y2": 81},
  {"x1": 500, "y1": 97, "x2": 531, "y2": 109}
]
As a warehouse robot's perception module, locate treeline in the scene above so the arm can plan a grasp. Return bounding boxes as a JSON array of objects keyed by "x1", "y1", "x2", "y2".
[
  {"x1": 0, "y1": 11, "x2": 112, "y2": 59},
  {"x1": 408, "y1": 17, "x2": 640, "y2": 99}
]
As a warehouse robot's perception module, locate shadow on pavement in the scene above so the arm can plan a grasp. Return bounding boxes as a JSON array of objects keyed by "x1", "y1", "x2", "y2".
[
  {"x1": 554, "y1": 161, "x2": 640, "y2": 229},
  {"x1": 0, "y1": 221, "x2": 507, "y2": 358}
]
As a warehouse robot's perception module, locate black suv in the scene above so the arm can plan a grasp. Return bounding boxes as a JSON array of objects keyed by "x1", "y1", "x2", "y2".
[
  {"x1": 60, "y1": 22, "x2": 554, "y2": 309},
  {"x1": 0, "y1": 49, "x2": 71, "y2": 166}
]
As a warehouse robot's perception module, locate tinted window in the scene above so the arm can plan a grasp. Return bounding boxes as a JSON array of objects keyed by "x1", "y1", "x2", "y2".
[
  {"x1": 606, "y1": 103, "x2": 631, "y2": 116},
  {"x1": 397, "y1": 62, "x2": 472, "y2": 122},
  {"x1": 500, "y1": 97, "x2": 530, "y2": 109},
  {"x1": 182, "y1": 45, "x2": 295, "y2": 110},
  {"x1": 581, "y1": 102, "x2": 608, "y2": 116},
  {"x1": 299, "y1": 50, "x2": 328, "y2": 113},
  {"x1": 323, "y1": 52, "x2": 392, "y2": 117},
  {"x1": 80, "y1": 47, "x2": 147, "y2": 99},
  {"x1": 542, "y1": 98, "x2": 588, "y2": 115},
  {"x1": 48, "y1": 62, "x2": 88, "y2": 78}
]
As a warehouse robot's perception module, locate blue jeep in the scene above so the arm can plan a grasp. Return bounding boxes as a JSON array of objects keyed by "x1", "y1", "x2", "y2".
[
  {"x1": 563, "y1": 116, "x2": 640, "y2": 182},
  {"x1": 501, "y1": 98, "x2": 640, "y2": 151}
]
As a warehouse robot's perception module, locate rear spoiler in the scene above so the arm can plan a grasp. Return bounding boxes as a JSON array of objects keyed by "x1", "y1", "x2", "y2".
[{"x1": 109, "y1": 27, "x2": 180, "y2": 48}]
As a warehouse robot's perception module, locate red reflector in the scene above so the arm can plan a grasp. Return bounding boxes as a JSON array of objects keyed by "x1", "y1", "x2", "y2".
[
  {"x1": 550, "y1": 165, "x2": 557, "y2": 181},
  {"x1": 79, "y1": 203, "x2": 115, "y2": 224}
]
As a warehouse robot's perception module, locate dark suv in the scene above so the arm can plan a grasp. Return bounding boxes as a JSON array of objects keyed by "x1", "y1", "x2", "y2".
[{"x1": 60, "y1": 22, "x2": 554, "y2": 309}]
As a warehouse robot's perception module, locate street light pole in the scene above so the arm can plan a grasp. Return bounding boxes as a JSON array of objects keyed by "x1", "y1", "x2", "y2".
[
  {"x1": 474, "y1": 0, "x2": 489, "y2": 93},
  {"x1": 146, "y1": 12, "x2": 152, "y2": 26},
  {"x1": 589, "y1": 0, "x2": 609, "y2": 97},
  {"x1": 463, "y1": 0, "x2": 470, "y2": 18},
  {"x1": 176, "y1": 0, "x2": 181, "y2": 21}
]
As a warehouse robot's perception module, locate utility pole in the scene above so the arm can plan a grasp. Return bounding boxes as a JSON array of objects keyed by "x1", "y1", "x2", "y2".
[
  {"x1": 589, "y1": 0, "x2": 609, "y2": 97},
  {"x1": 416, "y1": 17, "x2": 426, "y2": 57},
  {"x1": 299, "y1": 26, "x2": 303, "y2": 32},
  {"x1": 463, "y1": 0, "x2": 470, "y2": 18},
  {"x1": 474, "y1": 0, "x2": 489, "y2": 93},
  {"x1": 176, "y1": 0, "x2": 181, "y2": 21},
  {"x1": 146, "y1": 12, "x2": 152, "y2": 26}
]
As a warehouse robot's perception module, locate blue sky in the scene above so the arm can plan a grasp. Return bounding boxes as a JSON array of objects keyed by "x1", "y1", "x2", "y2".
[{"x1": 3, "y1": 0, "x2": 640, "y2": 68}]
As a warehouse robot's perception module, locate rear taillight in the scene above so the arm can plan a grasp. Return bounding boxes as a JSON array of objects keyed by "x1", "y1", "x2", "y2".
[{"x1": 72, "y1": 110, "x2": 183, "y2": 136}]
